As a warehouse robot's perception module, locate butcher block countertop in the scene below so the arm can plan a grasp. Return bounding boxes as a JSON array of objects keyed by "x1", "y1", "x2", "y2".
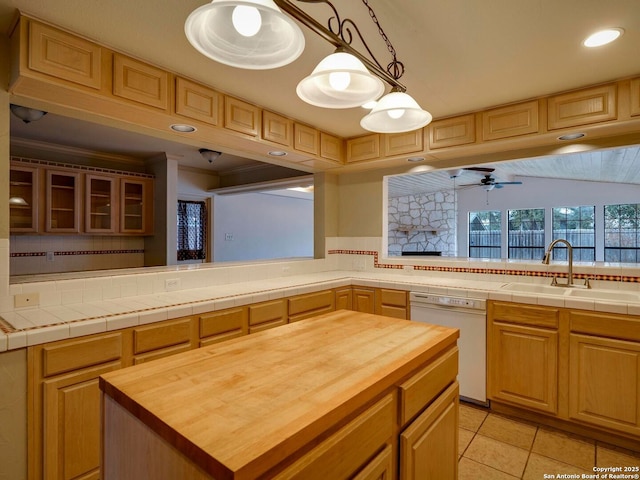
[{"x1": 99, "y1": 310, "x2": 459, "y2": 479}]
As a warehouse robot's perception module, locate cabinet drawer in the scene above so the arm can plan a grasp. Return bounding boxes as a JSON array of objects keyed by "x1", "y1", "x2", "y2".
[
  {"x1": 490, "y1": 301, "x2": 559, "y2": 329},
  {"x1": 249, "y1": 299, "x2": 286, "y2": 332},
  {"x1": 273, "y1": 393, "x2": 396, "y2": 480},
  {"x1": 42, "y1": 332, "x2": 122, "y2": 377},
  {"x1": 133, "y1": 344, "x2": 194, "y2": 365},
  {"x1": 568, "y1": 310, "x2": 640, "y2": 342},
  {"x1": 133, "y1": 318, "x2": 193, "y2": 355},
  {"x1": 288, "y1": 290, "x2": 335, "y2": 322},
  {"x1": 399, "y1": 346, "x2": 458, "y2": 426},
  {"x1": 199, "y1": 308, "x2": 247, "y2": 341}
]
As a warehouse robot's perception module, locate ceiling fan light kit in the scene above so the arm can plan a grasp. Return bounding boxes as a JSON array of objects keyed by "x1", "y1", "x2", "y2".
[{"x1": 185, "y1": 0, "x2": 432, "y2": 133}]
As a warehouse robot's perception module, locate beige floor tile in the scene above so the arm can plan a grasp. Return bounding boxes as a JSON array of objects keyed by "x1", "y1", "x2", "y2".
[
  {"x1": 458, "y1": 456, "x2": 520, "y2": 480},
  {"x1": 523, "y1": 452, "x2": 592, "y2": 480},
  {"x1": 479, "y1": 413, "x2": 538, "y2": 450},
  {"x1": 459, "y1": 403, "x2": 488, "y2": 432},
  {"x1": 532, "y1": 428, "x2": 595, "y2": 471},
  {"x1": 458, "y1": 427, "x2": 475, "y2": 457},
  {"x1": 464, "y1": 434, "x2": 529, "y2": 477},
  {"x1": 597, "y1": 443, "x2": 640, "y2": 469}
]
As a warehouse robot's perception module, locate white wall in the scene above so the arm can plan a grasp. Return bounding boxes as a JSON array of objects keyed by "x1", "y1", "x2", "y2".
[
  {"x1": 213, "y1": 192, "x2": 313, "y2": 262},
  {"x1": 457, "y1": 176, "x2": 640, "y2": 259}
]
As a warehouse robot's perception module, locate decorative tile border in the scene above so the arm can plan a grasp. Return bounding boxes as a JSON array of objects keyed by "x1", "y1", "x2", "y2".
[{"x1": 327, "y1": 249, "x2": 640, "y2": 283}]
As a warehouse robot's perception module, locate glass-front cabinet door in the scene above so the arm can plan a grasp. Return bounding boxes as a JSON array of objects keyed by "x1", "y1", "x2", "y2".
[
  {"x1": 9, "y1": 164, "x2": 39, "y2": 232},
  {"x1": 85, "y1": 174, "x2": 117, "y2": 233},
  {"x1": 46, "y1": 170, "x2": 80, "y2": 233},
  {"x1": 120, "y1": 178, "x2": 152, "y2": 234}
]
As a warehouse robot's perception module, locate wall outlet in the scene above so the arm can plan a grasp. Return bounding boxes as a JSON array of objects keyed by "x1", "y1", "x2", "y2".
[
  {"x1": 46, "y1": 251, "x2": 54, "y2": 261},
  {"x1": 165, "y1": 278, "x2": 180, "y2": 291},
  {"x1": 14, "y1": 292, "x2": 40, "y2": 308},
  {"x1": 225, "y1": 233, "x2": 234, "y2": 241}
]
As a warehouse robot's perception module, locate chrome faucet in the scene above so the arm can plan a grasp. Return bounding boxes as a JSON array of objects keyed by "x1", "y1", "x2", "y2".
[{"x1": 542, "y1": 239, "x2": 574, "y2": 287}]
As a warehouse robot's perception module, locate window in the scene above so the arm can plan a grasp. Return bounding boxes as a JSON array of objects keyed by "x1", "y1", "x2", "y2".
[
  {"x1": 604, "y1": 203, "x2": 640, "y2": 263},
  {"x1": 552, "y1": 206, "x2": 595, "y2": 261},
  {"x1": 508, "y1": 208, "x2": 545, "y2": 260},
  {"x1": 469, "y1": 211, "x2": 501, "y2": 258},
  {"x1": 177, "y1": 200, "x2": 207, "y2": 261}
]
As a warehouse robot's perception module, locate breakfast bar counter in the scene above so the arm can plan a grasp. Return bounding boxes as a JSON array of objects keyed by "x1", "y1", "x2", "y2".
[{"x1": 99, "y1": 310, "x2": 460, "y2": 479}]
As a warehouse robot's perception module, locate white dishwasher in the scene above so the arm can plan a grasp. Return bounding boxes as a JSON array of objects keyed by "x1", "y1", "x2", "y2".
[{"x1": 410, "y1": 292, "x2": 488, "y2": 406}]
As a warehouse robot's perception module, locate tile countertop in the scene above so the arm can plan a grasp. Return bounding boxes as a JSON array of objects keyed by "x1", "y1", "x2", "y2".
[{"x1": 2, "y1": 269, "x2": 640, "y2": 352}]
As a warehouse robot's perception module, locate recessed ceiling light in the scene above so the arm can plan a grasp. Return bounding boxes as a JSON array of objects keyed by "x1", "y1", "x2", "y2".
[
  {"x1": 558, "y1": 132, "x2": 586, "y2": 141},
  {"x1": 583, "y1": 28, "x2": 624, "y2": 47},
  {"x1": 268, "y1": 151, "x2": 287, "y2": 157},
  {"x1": 170, "y1": 124, "x2": 197, "y2": 133},
  {"x1": 407, "y1": 156, "x2": 425, "y2": 162}
]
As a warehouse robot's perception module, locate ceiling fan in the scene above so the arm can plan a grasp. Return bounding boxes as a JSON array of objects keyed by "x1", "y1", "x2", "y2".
[{"x1": 461, "y1": 173, "x2": 523, "y2": 190}]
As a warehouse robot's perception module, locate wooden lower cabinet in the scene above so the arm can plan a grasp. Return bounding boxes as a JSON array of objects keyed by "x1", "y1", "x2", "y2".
[
  {"x1": 569, "y1": 333, "x2": 640, "y2": 437},
  {"x1": 353, "y1": 287, "x2": 376, "y2": 313},
  {"x1": 335, "y1": 287, "x2": 353, "y2": 310},
  {"x1": 376, "y1": 289, "x2": 409, "y2": 319},
  {"x1": 488, "y1": 321, "x2": 558, "y2": 414},
  {"x1": 488, "y1": 300, "x2": 640, "y2": 447},
  {"x1": 27, "y1": 286, "x2": 411, "y2": 479},
  {"x1": 488, "y1": 302, "x2": 559, "y2": 414},
  {"x1": 400, "y1": 382, "x2": 459, "y2": 480},
  {"x1": 28, "y1": 332, "x2": 127, "y2": 480}
]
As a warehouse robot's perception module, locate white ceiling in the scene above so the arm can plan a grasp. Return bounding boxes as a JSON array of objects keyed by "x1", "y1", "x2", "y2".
[{"x1": 3, "y1": 0, "x2": 640, "y2": 177}]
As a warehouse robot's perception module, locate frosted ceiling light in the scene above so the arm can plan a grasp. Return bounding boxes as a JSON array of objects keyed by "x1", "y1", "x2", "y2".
[
  {"x1": 185, "y1": 0, "x2": 305, "y2": 69},
  {"x1": 360, "y1": 89, "x2": 432, "y2": 133},
  {"x1": 583, "y1": 28, "x2": 624, "y2": 47},
  {"x1": 296, "y1": 51, "x2": 384, "y2": 108}
]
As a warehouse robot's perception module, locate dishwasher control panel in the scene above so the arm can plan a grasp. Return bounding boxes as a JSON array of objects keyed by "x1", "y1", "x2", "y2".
[{"x1": 410, "y1": 293, "x2": 486, "y2": 310}]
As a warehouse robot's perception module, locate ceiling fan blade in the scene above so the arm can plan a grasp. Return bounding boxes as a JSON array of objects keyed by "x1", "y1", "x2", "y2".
[
  {"x1": 464, "y1": 167, "x2": 495, "y2": 173},
  {"x1": 494, "y1": 181, "x2": 523, "y2": 185}
]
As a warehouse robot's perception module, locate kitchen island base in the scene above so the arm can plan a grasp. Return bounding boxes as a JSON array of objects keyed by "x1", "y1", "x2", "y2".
[{"x1": 100, "y1": 311, "x2": 460, "y2": 479}]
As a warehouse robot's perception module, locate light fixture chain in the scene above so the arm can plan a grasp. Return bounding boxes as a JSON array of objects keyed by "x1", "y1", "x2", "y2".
[{"x1": 361, "y1": 0, "x2": 404, "y2": 80}]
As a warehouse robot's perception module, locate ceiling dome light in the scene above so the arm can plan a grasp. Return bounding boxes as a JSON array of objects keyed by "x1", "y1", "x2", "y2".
[
  {"x1": 10, "y1": 104, "x2": 47, "y2": 123},
  {"x1": 583, "y1": 28, "x2": 624, "y2": 47},
  {"x1": 558, "y1": 132, "x2": 586, "y2": 141},
  {"x1": 170, "y1": 124, "x2": 197, "y2": 133},
  {"x1": 185, "y1": 0, "x2": 305, "y2": 69},
  {"x1": 360, "y1": 89, "x2": 432, "y2": 133},
  {"x1": 296, "y1": 51, "x2": 385, "y2": 108}
]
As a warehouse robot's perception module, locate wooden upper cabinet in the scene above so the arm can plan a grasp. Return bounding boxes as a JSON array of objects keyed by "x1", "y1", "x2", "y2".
[
  {"x1": 346, "y1": 134, "x2": 380, "y2": 163},
  {"x1": 175, "y1": 76, "x2": 223, "y2": 126},
  {"x1": 320, "y1": 132, "x2": 343, "y2": 163},
  {"x1": 120, "y1": 178, "x2": 154, "y2": 235},
  {"x1": 225, "y1": 95, "x2": 260, "y2": 136},
  {"x1": 294, "y1": 123, "x2": 320, "y2": 155},
  {"x1": 630, "y1": 77, "x2": 640, "y2": 117},
  {"x1": 46, "y1": 169, "x2": 80, "y2": 233},
  {"x1": 9, "y1": 164, "x2": 39, "y2": 233},
  {"x1": 28, "y1": 19, "x2": 102, "y2": 90},
  {"x1": 383, "y1": 129, "x2": 424, "y2": 157},
  {"x1": 85, "y1": 174, "x2": 117, "y2": 233},
  {"x1": 429, "y1": 114, "x2": 476, "y2": 149},
  {"x1": 113, "y1": 53, "x2": 169, "y2": 110},
  {"x1": 263, "y1": 110, "x2": 293, "y2": 147},
  {"x1": 482, "y1": 100, "x2": 539, "y2": 141},
  {"x1": 547, "y1": 84, "x2": 617, "y2": 130}
]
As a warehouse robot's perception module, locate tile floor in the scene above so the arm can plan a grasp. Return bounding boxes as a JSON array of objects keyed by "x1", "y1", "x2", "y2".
[{"x1": 458, "y1": 403, "x2": 640, "y2": 479}]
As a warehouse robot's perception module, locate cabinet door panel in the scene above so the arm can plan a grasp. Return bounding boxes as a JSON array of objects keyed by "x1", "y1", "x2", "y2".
[
  {"x1": 46, "y1": 170, "x2": 80, "y2": 233},
  {"x1": 85, "y1": 174, "x2": 117, "y2": 233},
  {"x1": 488, "y1": 322, "x2": 558, "y2": 414},
  {"x1": 353, "y1": 288, "x2": 375, "y2": 313},
  {"x1": 9, "y1": 164, "x2": 39, "y2": 232},
  {"x1": 569, "y1": 333, "x2": 640, "y2": 436},
  {"x1": 44, "y1": 363, "x2": 120, "y2": 480},
  {"x1": 400, "y1": 382, "x2": 458, "y2": 480}
]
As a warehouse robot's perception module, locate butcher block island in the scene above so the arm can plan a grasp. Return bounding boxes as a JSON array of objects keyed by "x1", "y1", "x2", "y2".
[{"x1": 99, "y1": 310, "x2": 460, "y2": 480}]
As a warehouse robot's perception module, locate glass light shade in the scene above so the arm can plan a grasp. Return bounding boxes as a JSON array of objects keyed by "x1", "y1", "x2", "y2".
[
  {"x1": 9, "y1": 197, "x2": 28, "y2": 206},
  {"x1": 360, "y1": 91, "x2": 432, "y2": 133},
  {"x1": 185, "y1": 0, "x2": 305, "y2": 69},
  {"x1": 296, "y1": 52, "x2": 385, "y2": 108}
]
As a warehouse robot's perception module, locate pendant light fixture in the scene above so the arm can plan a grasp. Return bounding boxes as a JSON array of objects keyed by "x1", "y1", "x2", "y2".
[
  {"x1": 185, "y1": 0, "x2": 305, "y2": 69},
  {"x1": 185, "y1": 0, "x2": 433, "y2": 132},
  {"x1": 360, "y1": 88, "x2": 432, "y2": 133},
  {"x1": 296, "y1": 49, "x2": 384, "y2": 108}
]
